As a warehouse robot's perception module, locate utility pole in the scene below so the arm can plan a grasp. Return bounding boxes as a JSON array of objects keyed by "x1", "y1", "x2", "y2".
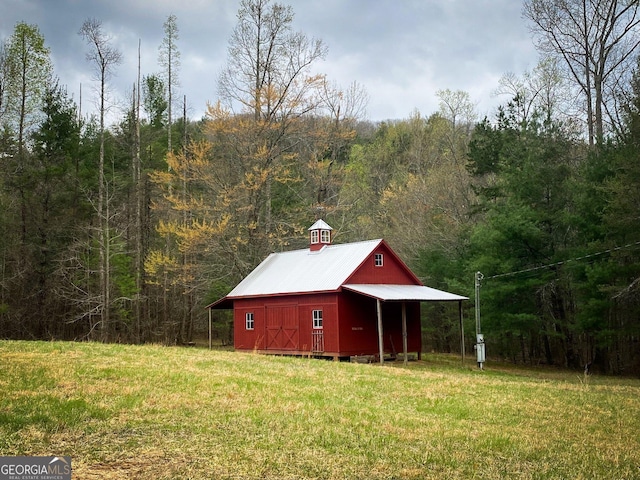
[{"x1": 474, "y1": 271, "x2": 485, "y2": 369}]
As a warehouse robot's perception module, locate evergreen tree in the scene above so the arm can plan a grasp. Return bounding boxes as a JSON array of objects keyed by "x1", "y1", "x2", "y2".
[{"x1": 467, "y1": 103, "x2": 582, "y2": 366}]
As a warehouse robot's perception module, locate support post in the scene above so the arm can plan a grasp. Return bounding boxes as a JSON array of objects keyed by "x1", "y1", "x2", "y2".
[
  {"x1": 208, "y1": 307, "x2": 212, "y2": 350},
  {"x1": 459, "y1": 301, "x2": 465, "y2": 366},
  {"x1": 377, "y1": 299, "x2": 384, "y2": 365},
  {"x1": 475, "y1": 272, "x2": 482, "y2": 338},
  {"x1": 401, "y1": 302, "x2": 408, "y2": 365}
]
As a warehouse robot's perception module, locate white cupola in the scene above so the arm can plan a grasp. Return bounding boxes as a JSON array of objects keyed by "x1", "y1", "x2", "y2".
[{"x1": 308, "y1": 219, "x2": 333, "y2": 251}]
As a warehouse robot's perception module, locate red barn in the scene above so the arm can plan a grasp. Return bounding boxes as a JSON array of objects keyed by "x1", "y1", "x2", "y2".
[{"x1": 208, "y1": 220, "x2": 467, "y2": 362}]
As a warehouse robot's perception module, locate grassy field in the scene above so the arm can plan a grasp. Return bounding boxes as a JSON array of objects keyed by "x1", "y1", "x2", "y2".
[{"x1": 0, "y1": 341, "x2": 639, "y2": 479}]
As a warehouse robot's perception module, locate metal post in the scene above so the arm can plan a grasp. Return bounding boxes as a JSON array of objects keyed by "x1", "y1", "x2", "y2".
[
  {"x1": 475, "y1": 271, "x2": 484, "y2": 369},
  {"x1": 401, "y1": 302, "x2": 408, "y2": 365},
  {"x1": 459, "y1": 301, "x2": 465, "y2": 366},
  {"x1": 377, "y1": 299, "x2": 384, "y2": 365},
  {"x1": 208, "y1": 307, "x2": 212, "y2": 350},
  {"x1": 475, "y1": 271, "x2": 483, "y2": 338}
]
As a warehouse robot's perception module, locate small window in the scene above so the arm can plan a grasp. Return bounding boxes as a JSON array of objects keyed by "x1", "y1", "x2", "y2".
[
  {"x1": 320, "y1": 229, "x2": 331, "y2": 243},
  {"x1": 312, "y1": 309, "x2": 323, "y2": 329},
  {"x1": 310, "y1": 230, "x2": 319, "y2": 244},
  {"x1": 245, "y1": 312, "x2": 254, "y2": 330},
  {"x1": 374, "y1": 253, "x2": 383, "y2": 267}
]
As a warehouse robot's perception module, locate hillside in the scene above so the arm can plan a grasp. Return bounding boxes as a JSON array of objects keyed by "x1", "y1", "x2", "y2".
[{"x1": 1, "y1": 341, "x2": 639, "y2": 479}]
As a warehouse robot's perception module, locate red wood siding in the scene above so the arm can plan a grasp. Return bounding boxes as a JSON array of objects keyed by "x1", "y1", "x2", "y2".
[
  {"x1": 346, "y1": 243, "x2": 419, "y2": 285},
  {"x1": 233, "y1": 294, "x2": 339, "y2": 354},
  {"x1": 297, "y1": 294, "x2": 339, "y2": 353},
  {"x1": 336, "y1": 292, "x2": 422, "y2": 356},
  {"x1": 233, "y1": 298, "x2": 266, "y2": 351},
  {"x1": 232, "y1": 290, "x2": 422, "y2": 357},
  {"x1": 337, "y1": 292, "x2": 379, "y2": 356}
]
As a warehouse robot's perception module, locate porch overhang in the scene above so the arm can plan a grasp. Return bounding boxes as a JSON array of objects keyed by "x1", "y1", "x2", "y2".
[
  {"x1": 343, "y1": 284, "x2": 467, "y2": 365},
  {"x1": 342, "y1": 284, "x2": 468, "y2": 302},
  {"x1": 206, "y1": 297, "x2": 234, "y2": 310}
]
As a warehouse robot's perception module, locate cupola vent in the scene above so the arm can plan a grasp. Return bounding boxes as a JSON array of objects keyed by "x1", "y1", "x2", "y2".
[{"x1": 308, "y1": 219, "x2": 333, "y2": 251}]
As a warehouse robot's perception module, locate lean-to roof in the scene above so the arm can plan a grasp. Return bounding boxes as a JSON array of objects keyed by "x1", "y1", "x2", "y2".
[{"x1": 343, "y1": 284, "x2": 467, "y2": 302}]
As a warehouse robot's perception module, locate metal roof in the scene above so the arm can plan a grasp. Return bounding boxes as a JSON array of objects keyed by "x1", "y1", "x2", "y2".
[
  {"x1": 225, "y1": 239, "x2": 383, "y2": 298},
  {"x1": 343, "y1": 284, "x2": 468, "y2": 302},
  {"x1": 308, "y1": 219, "x2": 333, "y2": 231},
  {"x1": 207, "y1": 237, "x2": 468, "y2": 309}
]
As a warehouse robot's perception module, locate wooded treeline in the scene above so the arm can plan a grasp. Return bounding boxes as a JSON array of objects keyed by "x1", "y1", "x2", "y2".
[{"x1": 1, "y1": 0, "x2": 639, "y2": 374}]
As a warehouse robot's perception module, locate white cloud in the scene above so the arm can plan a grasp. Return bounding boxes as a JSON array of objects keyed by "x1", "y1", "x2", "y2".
[{"x1": 1, "y1": 0, "x2": 539, "y2": 123}]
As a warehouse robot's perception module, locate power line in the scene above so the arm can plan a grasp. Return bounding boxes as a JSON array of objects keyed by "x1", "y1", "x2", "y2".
[{"x1": 485, "y1": 240, "x2": 640, "y2": 280}]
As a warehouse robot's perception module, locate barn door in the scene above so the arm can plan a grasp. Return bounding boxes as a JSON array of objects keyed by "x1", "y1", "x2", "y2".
[{"x1": 266, "y1": 305, "x2": 299, "y2": 350}]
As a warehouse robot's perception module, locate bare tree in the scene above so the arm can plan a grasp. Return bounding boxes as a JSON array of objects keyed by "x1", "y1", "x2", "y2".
[
  {"x1": 436, "y1": 89, "x2": 478, "y2": 167},
  {"x1": 494, "y1": 58, "x2": 575, "y2": 125},
  {"x1": 158, "y1": 14, "x2": 180, "y2": 154},
  {"x1": 79, "y1": 18, "x2": 122, "y2": 341},
  {"x1": 219, "y1": 0, "x2": 327, "y2": 122},
  {"x1": 0, "y1": 41, "x2": 9, "y2": 123},
  {"x1": 319, "y1": 79, "x2": 369, "y2": 126},
  {"x1": 524, "y1": 0, "x2": 640, "y2": 144},
  {"x1": 437, "y1": 89, "x2": 477, "y2": 134},
  {"x1": 217, "y1": 0, "x2": 327, "y2": 235},
  {"x1": 313, "y1": 79, "x2": 368, "y2": 205},
  {"x1": 134, "y1": 40, "x2": 143, "y2": 342}
]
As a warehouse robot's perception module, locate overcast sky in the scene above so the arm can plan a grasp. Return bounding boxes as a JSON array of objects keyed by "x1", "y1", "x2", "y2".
[{"x1": 1, "y1": 0, "x2": 539, "y2": 123}]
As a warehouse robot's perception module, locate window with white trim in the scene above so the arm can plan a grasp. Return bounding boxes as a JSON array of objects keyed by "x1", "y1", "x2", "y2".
[
  {"x1": 320, "y1": 229, "x2": 331, "y2": 243},
  {"x1": 374, "y1": 253, "x2": 384, "y2": 267},
  {"x1": 245, "y1": 312, "x2": 254, "y2": 330},
  {"x1": 310, "y1": 230, "x2": 319, "y2": 244},
  {"x1": 312, "y1": 309, "x2": 323, "y2": 329}
]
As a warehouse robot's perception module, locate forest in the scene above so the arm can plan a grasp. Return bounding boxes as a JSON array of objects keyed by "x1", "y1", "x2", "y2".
[{"x1": 0, "y1": 0, "x2": 639, "y2": 374}]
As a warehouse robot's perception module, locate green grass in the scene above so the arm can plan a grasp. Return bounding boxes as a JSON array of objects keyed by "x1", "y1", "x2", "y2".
[{"x1": 1, "y1": 341, "x2": 639, "y2": 479}]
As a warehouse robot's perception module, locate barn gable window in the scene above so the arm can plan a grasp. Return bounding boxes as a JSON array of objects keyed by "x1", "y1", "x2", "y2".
[
  {"x1": 374, "y1": 253, "x2": 384, "y2": 267},
  {"x1": 312, "y1": 309, "x2": 323, "y2": 329},
  {"x1": 245, "y1": 312, "x2": 254, "y2": 330}
]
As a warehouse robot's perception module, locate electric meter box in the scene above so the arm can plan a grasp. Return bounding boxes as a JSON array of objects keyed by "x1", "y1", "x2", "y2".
[{"x1": 476, "y1": 333, "x2": 486, "y2": 363}]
